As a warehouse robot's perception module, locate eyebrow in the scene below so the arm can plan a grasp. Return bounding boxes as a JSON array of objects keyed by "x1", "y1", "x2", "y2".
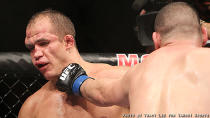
[
  {"x1": 35, "y1": 38, "x2": 49, "y2": 43},
  {"x1": 25, "y1": 38, "x2": 49, "y2": 50}
]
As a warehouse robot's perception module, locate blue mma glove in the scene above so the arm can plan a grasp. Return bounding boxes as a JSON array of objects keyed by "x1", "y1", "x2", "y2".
[{"x1": 56, "y1": 63, "x2": 92, "y2": 96}]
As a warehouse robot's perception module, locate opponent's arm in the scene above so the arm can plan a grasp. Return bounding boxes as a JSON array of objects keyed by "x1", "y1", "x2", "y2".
[
  {"x1": 80, "y1": 73, "x2": 129, "y2": 107},
  {"x1": 56, "y1": 63, "x2": 129, "y2": 107}
]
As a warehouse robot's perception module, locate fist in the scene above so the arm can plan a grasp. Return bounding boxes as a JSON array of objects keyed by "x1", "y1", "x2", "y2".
[{"x1": 56, "y1": 63, "x2": 88, "y2": 96}]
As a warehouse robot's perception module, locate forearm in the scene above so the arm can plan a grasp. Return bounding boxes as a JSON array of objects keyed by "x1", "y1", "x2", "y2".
[
  {"x1": 80, "y1": 77, "x2": 128, "y2": 107},
  {"x1": 56, "y1": 63, "x2": 129, "y2": 106},
  {"x1": 81, "y1": 78, "x2": 116, "y2": 107}
]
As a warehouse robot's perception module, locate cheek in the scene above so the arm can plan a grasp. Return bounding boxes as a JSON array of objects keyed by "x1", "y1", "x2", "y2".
[
  {"x1": 47, "y1": 44, "x2": 67, "y2": 63},
  {"x1": 48, "y1": 46, "x2": 67, "y2": 73}
]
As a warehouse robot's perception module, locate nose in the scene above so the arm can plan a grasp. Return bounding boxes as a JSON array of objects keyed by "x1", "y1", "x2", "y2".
[{"x1": 33, "y1": 47, "x2": 43, "y2": 61}]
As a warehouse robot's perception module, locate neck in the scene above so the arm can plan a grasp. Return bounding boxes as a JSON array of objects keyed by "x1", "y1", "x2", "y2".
[
  {"x1": 160, "y1": 36, "x2": 202, "y2": 48},
  {"x1": 48, "y1": 49, "x2": 95, "y2": 88},
  {"x1": 47, "y1": 80, "x2": 58, "y2": 91}
]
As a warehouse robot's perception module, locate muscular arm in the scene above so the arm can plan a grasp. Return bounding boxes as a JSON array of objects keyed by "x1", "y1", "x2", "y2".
[
  {"x1": 56, "y1": 63, "x2": 130, "y2": 107},
  {"x1": 80, "y1": 72, "x2": 130, "y2": 107}
]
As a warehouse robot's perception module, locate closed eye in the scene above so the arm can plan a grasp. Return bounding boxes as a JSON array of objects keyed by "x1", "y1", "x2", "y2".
[{"x1": 38, "y1": 41, "x2": 49, "y2": 46}]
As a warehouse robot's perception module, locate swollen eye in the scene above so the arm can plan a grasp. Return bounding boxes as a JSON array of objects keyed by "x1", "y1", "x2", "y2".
[{"x1": 39, "y1": 41, "x2": 49, "y2": 46}]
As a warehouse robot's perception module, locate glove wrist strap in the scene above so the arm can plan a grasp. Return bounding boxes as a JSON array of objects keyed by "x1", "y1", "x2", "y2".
[{"x1": 72, "y1": 75, "x2": 89, "y2": 96}]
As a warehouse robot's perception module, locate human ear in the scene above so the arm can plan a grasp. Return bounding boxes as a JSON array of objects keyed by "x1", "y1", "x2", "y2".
[
  {"x1": 63, "y1": 35, "x2": 75, "y2": 49},
  {"x1": 152, "y1": 32, "x2": 161, "y2": 50},
  {"x1": 201, "y1": 26, "x2": 208, "y2": 46}
]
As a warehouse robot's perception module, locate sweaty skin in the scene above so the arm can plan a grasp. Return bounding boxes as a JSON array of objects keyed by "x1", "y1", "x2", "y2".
[
  {"x1": 81, "y1": 42, "x2": 210, "y2": 115},
  {"x1": 19, "y1": 64, "x2": 129, "y2": 118},
  {"x1": 18, "y1": 16, "x2": 129, "y2": 118},
  {"x1": 80, "y1": 2, "x2": 210, "y2": 114},
  {"x1": 128, "y1": 44, "x2": 210, "y2": 114}
]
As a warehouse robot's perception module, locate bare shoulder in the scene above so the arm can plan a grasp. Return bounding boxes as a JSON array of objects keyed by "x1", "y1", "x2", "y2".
[
  {"x1": 93, "y1": 63, "x2": 130, "y2": 78},
  {"x1": 18, "y1": 84, "x2": 45, "y2": 118},
  {"x1": 187, "y1": 48, "x2": 210, "y2": 63},
  {"x1": 18, "y1": 95, "x2": 35, "y2": 118}
]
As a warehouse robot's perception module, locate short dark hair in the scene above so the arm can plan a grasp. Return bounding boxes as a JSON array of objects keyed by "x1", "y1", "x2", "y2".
[
  {"x1": 27, "y1": 9, "x2": 76, "y2": 38},
  {"x1": 154, "y1": 2, "x2": 201, "y2": 39}
]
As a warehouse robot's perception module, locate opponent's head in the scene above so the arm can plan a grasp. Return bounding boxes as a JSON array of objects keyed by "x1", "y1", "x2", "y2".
[
  {"x1": 152, "y1": 2, "x2": 208, "y2": 49},
  {"x1": 25, "y1": 9, "x2": 78, "y2": 81}
]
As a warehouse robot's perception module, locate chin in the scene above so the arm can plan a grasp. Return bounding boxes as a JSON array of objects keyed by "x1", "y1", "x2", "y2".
[{"x1": 43, "y1": 71, "x2": 59, "y2": 81}]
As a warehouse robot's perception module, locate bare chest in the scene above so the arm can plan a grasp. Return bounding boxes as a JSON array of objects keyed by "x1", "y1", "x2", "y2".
[{"x1": 34, "y1": 95, "x2": 93, "y2": 118}]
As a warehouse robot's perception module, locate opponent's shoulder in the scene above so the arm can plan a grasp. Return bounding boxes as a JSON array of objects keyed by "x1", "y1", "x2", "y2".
[
  {"x1": 199, "y1": 47, "x2": 210, "y2": 55},
  {"x1": 186, "y1": 47, "x2": 210, "y2": 62}
]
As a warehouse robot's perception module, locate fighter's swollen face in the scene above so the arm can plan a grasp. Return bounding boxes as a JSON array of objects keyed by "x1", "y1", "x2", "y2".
[{"x1": 25, "y1": 18, "x2": 70, "y2": 80}]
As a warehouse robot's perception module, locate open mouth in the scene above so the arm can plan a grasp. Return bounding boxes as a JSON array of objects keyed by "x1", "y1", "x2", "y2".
[{"x1": 37, "y1": 63, "x2": 48, "y2": 69}]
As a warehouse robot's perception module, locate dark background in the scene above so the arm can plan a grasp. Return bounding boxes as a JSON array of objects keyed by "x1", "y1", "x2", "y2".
[
  {"x1": 0, "y1": 0, "x2": 145, "y2": 53},
  {"x1": 1, "y1": 0, "x2": 209, "y2": 53}
]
